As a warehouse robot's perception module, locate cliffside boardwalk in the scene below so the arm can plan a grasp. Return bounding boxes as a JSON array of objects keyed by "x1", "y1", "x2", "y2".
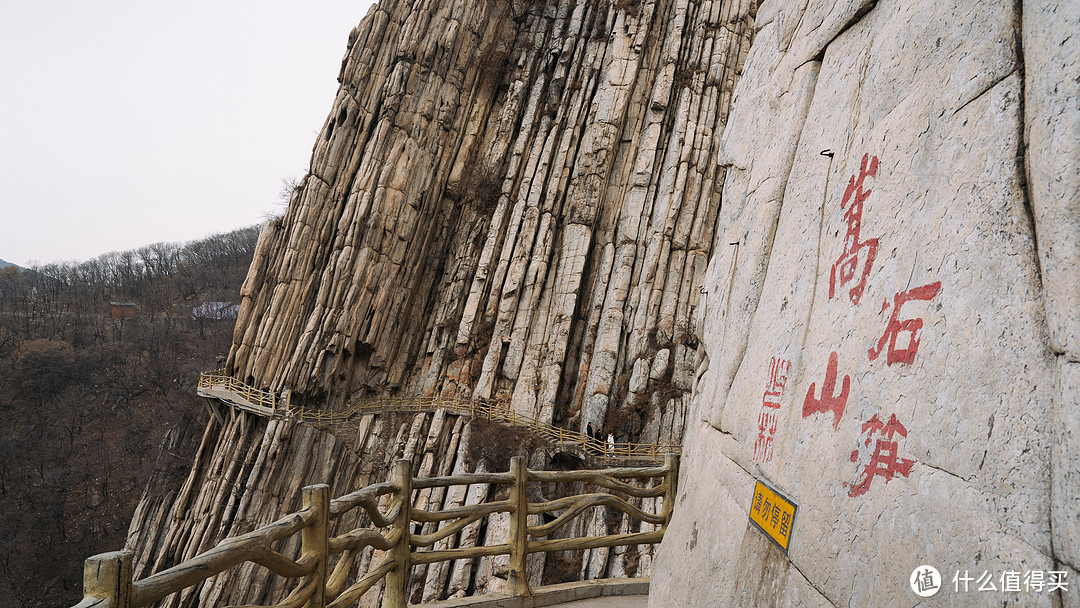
[
  {"x1": 197, "y1": 371, "x2": 681, "y2": 464},
  {"x1": 72, "y1": 456, "x2": 678, "y2": 608}
]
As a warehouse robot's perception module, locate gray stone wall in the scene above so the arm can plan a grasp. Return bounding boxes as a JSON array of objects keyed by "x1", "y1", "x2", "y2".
[{"x1": 651, "y1": 0, "x2": 1079, "y2": 605}]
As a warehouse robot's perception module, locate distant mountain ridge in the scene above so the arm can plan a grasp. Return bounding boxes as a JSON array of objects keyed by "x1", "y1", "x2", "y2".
[{"x1": 0, "y1": 258, "x2": 18, "y2": 270}]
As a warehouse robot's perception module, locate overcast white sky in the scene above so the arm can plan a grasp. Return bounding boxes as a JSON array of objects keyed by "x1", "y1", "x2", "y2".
[{"x1": 0, "y1": 1, "x2": 378, "y2": 267}]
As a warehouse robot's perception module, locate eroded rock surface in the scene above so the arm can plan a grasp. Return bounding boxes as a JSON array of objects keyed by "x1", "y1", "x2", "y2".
[
  {"x1": 225, "y1": 0, "x2": 747, "y2": 435},
  {"x1": 652, "y1": 0, "x2": 1079, "y2": 605},
  {"x1": 128, "y1": 0, "x2": 752, "y2": 602}
]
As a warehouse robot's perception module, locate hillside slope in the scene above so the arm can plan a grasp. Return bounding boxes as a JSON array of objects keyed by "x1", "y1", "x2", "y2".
[{"x1": 0, "y1": 227, "x2": 257, "y2": 607}]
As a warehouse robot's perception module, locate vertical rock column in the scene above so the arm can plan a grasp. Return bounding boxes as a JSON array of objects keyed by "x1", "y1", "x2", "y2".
[{"x1": 225, "y1": 0, "x2": 755, "y2": 442}]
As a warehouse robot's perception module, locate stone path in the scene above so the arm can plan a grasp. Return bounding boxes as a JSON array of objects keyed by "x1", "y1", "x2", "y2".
[
  {"x1": 420, "y1": 579, "x2": 650, "y2": 608},
  {"x1": 552, "y1": 596, "x2": 648, "y2": 608}
]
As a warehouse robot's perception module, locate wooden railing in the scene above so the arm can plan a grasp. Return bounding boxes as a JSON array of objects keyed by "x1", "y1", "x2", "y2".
[
  {"x1": 197, "y1": 372, "x2": 681, "y2": 463},
  {"x1": 197, "y1": 370, "x2": 288, "y2": 413},
  {"x1": 72, "y1": 455, "x2": 678, "y2": 608}
]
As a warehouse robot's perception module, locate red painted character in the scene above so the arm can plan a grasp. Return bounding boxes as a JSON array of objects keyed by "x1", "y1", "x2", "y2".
[
  {"x1": 753, "y1": 410, "x2": 779, "y2": 462},
  {"x1": 753, "y1": 357, "x2": 791, "y2": 463},
  {"x1": 762, "y1": 357, "x2": 790, "y2": 407},
  {"x1": 868, "y1": 281, "x2": 942, "y2": 365},
  {"x1": 752, "y1": 430, "x2": 773, "y2": 462},
  {"x1": 830, "y1": 154, "x2": 881, "y2": 306},
  {"x1": 802, "y1": 351, "x2": 850, "y2": 429},
  {"x1": 847, "y1": 413, "x2": 914, "y2": 497}
]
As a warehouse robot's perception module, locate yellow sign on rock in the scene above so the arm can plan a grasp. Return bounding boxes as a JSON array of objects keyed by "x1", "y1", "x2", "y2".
[{"x1": 749, "y1": 479, "x2": 797, "y2": 552}]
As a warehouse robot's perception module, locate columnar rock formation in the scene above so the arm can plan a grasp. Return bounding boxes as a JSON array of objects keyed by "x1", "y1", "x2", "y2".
[
  {"x1": 651, "y1": 0, "x2": 1080, "y2": 606},
  {"x1": 127, "y1": 0, "x2": 756, "y2": 603},
  {"x1": 226, "y1": 0, "x2": 752, "y2": 435}
]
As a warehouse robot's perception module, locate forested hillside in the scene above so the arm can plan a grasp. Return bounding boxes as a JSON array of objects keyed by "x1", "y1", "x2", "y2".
[{"x1": 0, "y1": 226, "x2": 258, "y2": 608}]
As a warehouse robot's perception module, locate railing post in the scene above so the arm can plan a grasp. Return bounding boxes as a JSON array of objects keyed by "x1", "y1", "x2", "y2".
[
  {"x1": 301, "y1": 485, "x2": 329, "y2": 608},
  {"x1": 81, "y1": 550, "x2": 132, "y2": 608},
  {"x1": 507, "y1": 456, "x2": 532, "y2": 597},
  {"x1": 661, "y1": 454, "x2": 680, "y2": 528},
  {"x1": 384, "y1": 459, "x2": 412, "y2": 608}
]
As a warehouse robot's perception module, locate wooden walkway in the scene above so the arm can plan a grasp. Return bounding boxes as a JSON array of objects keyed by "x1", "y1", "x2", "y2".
[
  {"x1": 197, "y1": 371, "x2": 680, "y2": 463},
  {"x1": 72, "y1": 459, "x2": 676, "y2": 608}
]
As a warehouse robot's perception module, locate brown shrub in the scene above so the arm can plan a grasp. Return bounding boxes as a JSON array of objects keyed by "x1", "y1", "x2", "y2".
[
  {"x1": 623, "y1": 544, "x2": 641, "y2": 577},
  {"x1": 644, "y1": 326, "x2": 664, "y2": 355},
  {"x1": 602, "y1": 404, "x2": 644, "y2": 440},
  {"x1": 672, "y1": 67, "x2": 695, "y2": 91},
  {"x1": 459, "y1": 161, "x2": 503, "y2": 214},
  {"x1": 542, "y1": 553, "x2": 583, "y2": 585},
  {"x1": 674, "y1": 318, "x2": 698, "y2": 348},
  {"x1": 651, "y1": 377, "x2": 682, "y2": 404},
  {"x1": 478, "y1": 43, "x2": 514, "y2": 85},
  {"x1": 469, "y1": 315, "x2": 495, "y2": 355},
  {"x1": 465, "y1": 417, "x2": 542, "y2": 471}
]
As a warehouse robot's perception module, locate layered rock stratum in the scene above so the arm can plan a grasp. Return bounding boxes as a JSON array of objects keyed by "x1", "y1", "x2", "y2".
[{"x1": 124, "y1": 0, "x2": 1078, "y2": 605}]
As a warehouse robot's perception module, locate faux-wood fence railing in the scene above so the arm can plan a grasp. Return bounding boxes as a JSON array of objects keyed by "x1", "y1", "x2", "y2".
[
  {"x1": 72, "y1": 455, "x2": 678, "y2": 608},
  {"x1": 198, "y1": 371, "x2": 682, "y2": 462}
]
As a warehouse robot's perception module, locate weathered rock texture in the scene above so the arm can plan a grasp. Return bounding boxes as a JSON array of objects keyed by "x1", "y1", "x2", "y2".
[
  {"x1": 127, "y1": 0, "x2": 744, "y2": 602},
  {"x1": 128, "y1": 414, "x2": 367, "y2": 607},
  {"x1": 225, "y1": 0, "x2": 743, "y2": 433},
  {"x1": 651, "y1": 0, "x2": 1080, "y2": 606}
]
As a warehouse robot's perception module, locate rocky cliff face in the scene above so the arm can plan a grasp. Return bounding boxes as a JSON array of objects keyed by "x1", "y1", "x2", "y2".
[
  {"x1": 127, "y1": 0, "x2": 750, "y2": 602},
  {"x1": 127, "y1": 0, "x2": 1077, "y2": 605},
  {"x1": 650, "y1": 0, "x2": 1080, "y2": 606},
  {"x1": 226, "y1": 0, "x2": 751, "y2": 433}
]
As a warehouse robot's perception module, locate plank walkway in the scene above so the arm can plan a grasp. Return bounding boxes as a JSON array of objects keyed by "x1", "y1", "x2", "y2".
[{"x1": 197, "y1": 371, "x2": 680, "y2": 463}]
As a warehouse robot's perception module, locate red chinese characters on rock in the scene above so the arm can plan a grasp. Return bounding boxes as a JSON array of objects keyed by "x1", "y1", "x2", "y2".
[
  {"x1": 830, "y1": 154, "x2": 881, "y2": 306},
  {"x1": 799, "y1": 151, "x2": 941, "y2": 498},
  {"x1": 847, "y1": 413, "x2": 914, "y2": 497},
  {"x1": 868, "y1": 281, "x2": 943, "y2": 365},
  {"x1": 753, "y1": 357, "x2": 791, "y2": 463},
  {"x1": 802, "y1": 351, "x2": 850, "y2": 429}
]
